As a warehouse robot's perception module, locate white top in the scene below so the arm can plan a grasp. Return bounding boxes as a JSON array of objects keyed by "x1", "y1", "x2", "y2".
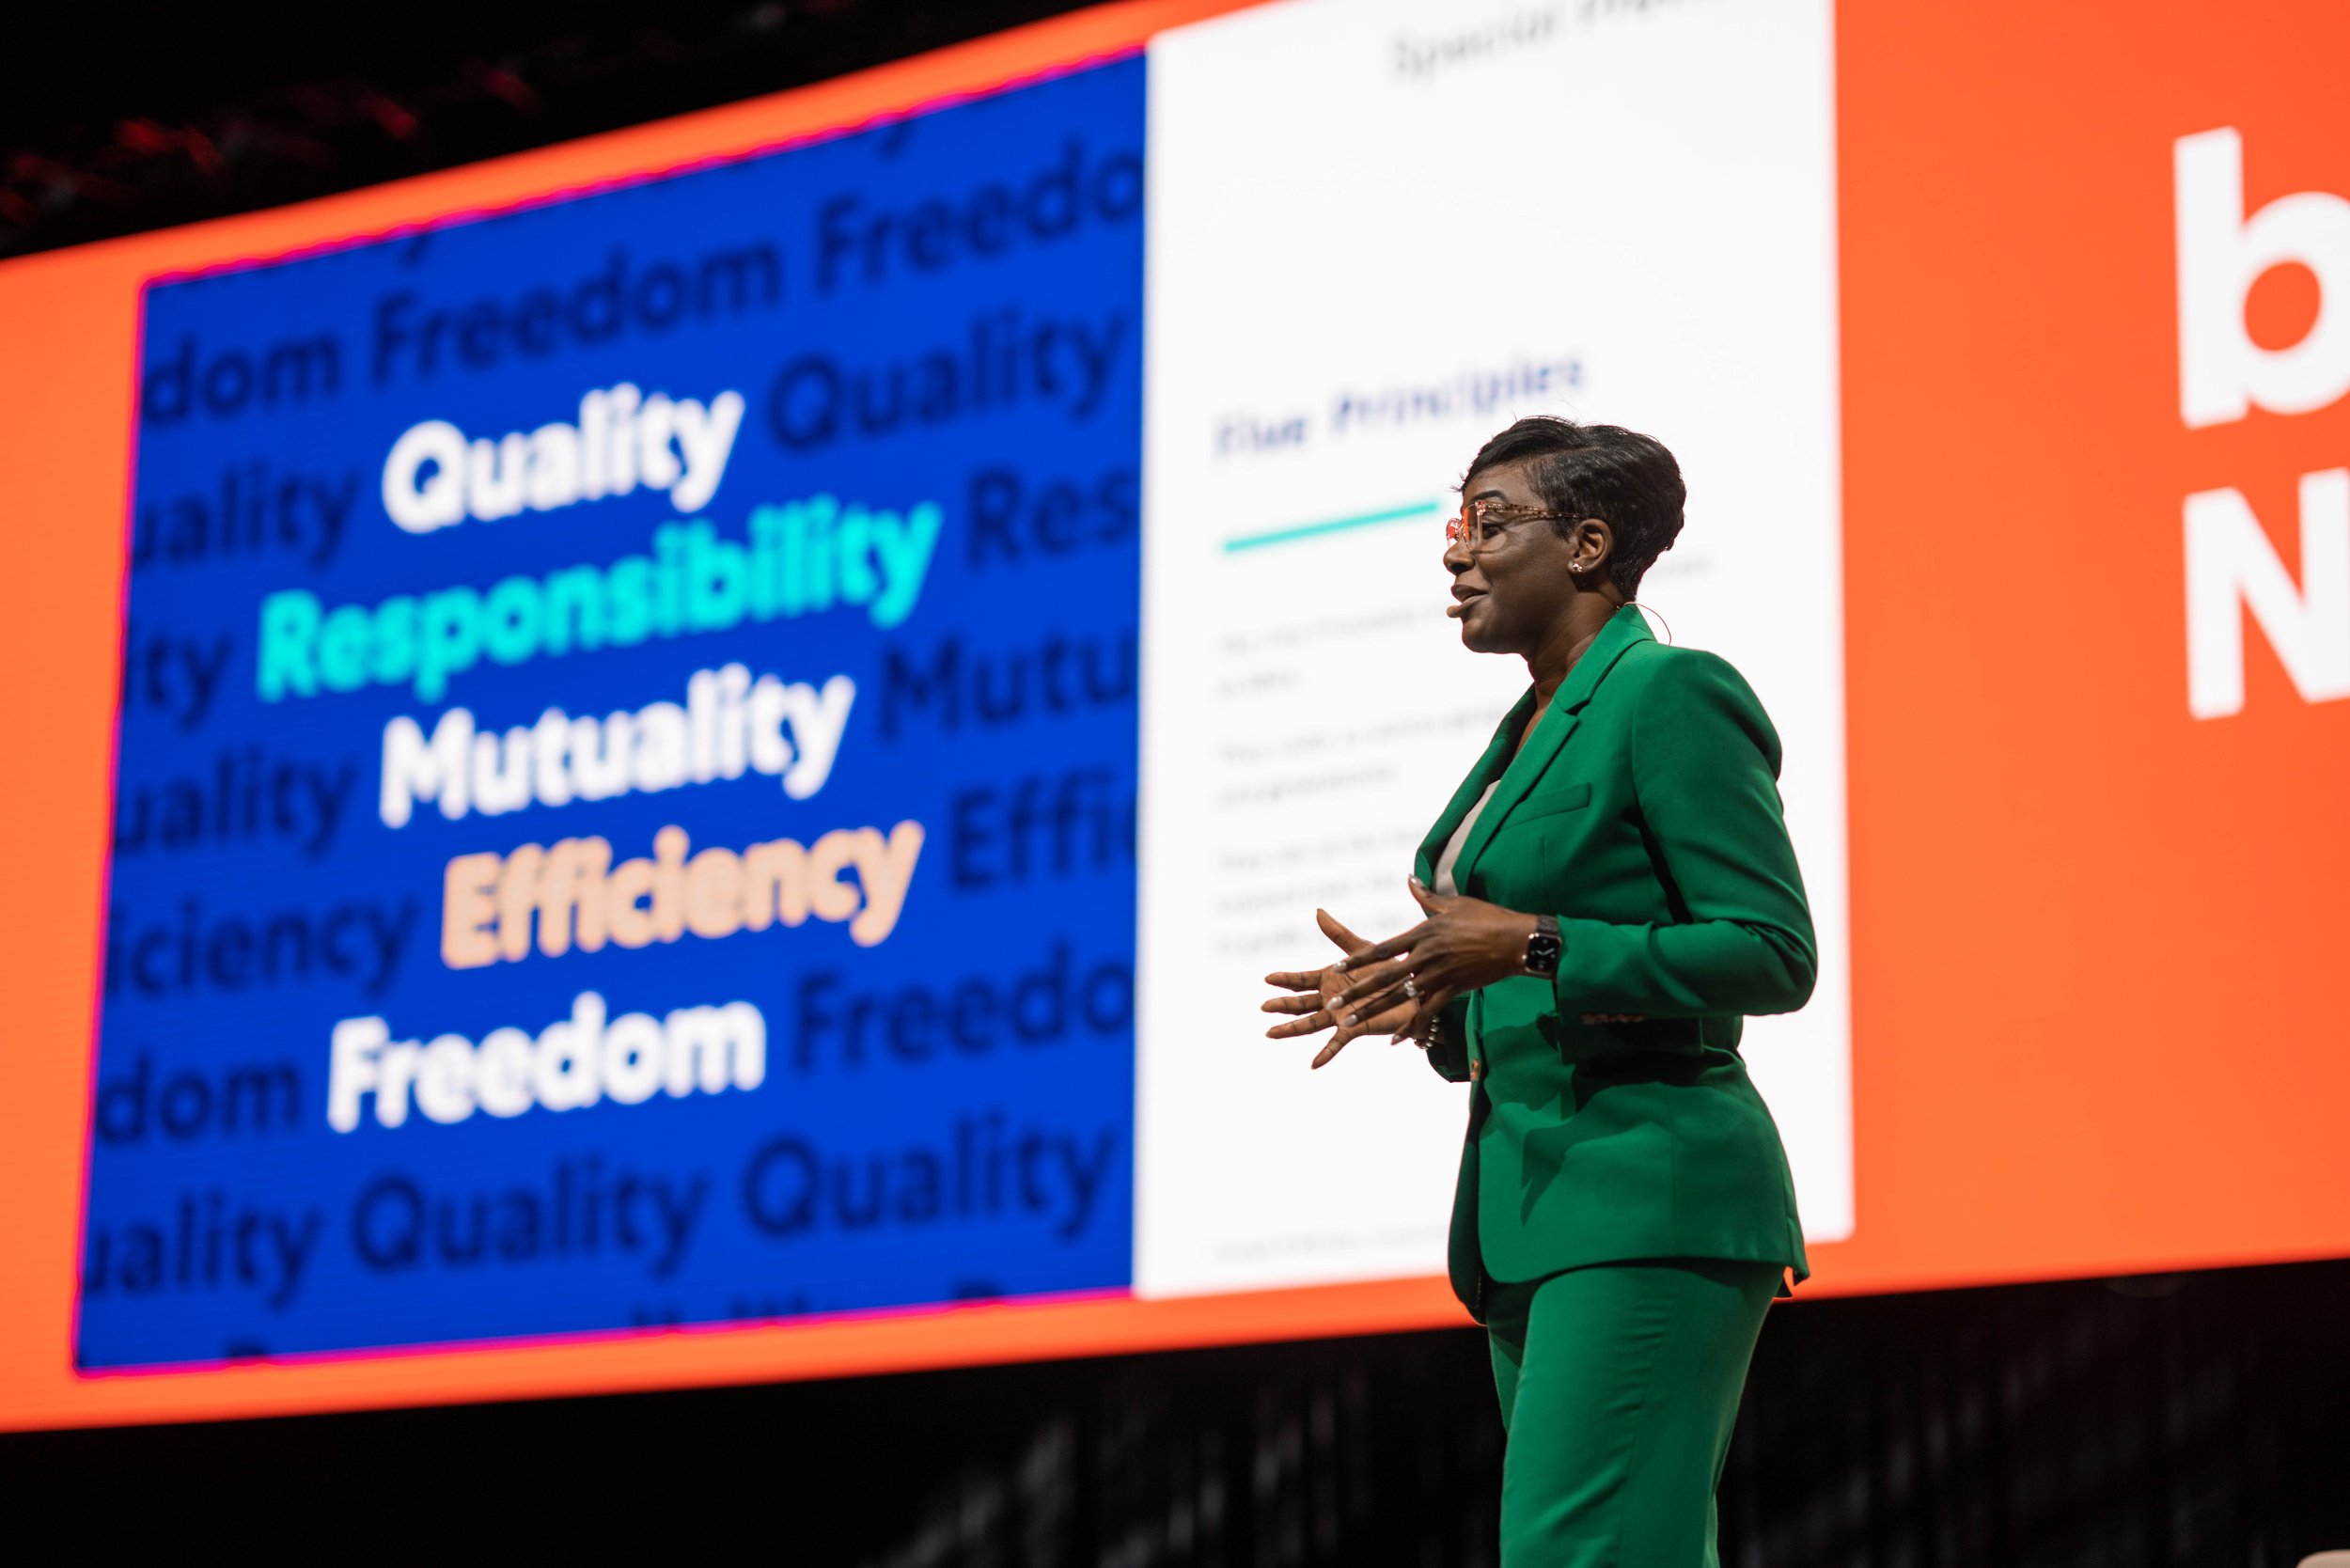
[{"x1": 1432, "y1": 780, "x2": 1501, "y2": 897}]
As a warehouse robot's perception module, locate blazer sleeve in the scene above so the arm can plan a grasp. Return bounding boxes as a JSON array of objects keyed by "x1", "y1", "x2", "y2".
[
  {"x1": 1549, "y1": 651, "x2": 1817, "y2": 1019},
  {"x1": 1420, "y1": 995, "x2": 1474, "y2": 1082}
]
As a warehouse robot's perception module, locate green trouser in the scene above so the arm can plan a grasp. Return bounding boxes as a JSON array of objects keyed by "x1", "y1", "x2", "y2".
[{"x1": 1485, "y1": 1260, "x2": 1778, "y2": 1568}]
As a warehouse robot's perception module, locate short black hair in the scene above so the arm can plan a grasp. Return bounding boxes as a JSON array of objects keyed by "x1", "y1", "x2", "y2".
[{"x1": 1463, "y1": 416, "x2": 1685, "y2": 598}]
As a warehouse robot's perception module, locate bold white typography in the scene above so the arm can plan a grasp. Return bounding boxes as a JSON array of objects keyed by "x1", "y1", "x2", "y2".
[
  {"x1": 2186, "y1": 470, "x2": 2350, "y2": 719},
  {"x1": 2176, "y1": 129, "x2": 2350, "y2": 429},
  {"x1": 2178, "y1": 130, "x2": 2350, "y2": 717},
  {"x1": 327, "y1": 991, "x2": 765, "y2": 1132},
  {"x1": 380, "y1": 666, "x2": 854, "y2": 825},
  {"x1": 382, "y1": 382, "x2": 746, "y2": 533}
]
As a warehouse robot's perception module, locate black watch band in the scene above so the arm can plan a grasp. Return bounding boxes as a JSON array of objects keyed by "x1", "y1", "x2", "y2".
[{"x1": 1523, "y1": 914, "x2": 1562, "y2": 978}]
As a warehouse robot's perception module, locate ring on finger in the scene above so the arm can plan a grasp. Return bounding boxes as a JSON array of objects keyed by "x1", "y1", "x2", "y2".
[{"x1": 1402, "y1": 976, "x2": 1418, "y2": 999}]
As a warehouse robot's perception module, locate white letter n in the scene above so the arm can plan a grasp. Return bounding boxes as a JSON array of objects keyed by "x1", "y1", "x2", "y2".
[{"x1": 2186, "y1": 469, "x2": 2350, "y2": 718}]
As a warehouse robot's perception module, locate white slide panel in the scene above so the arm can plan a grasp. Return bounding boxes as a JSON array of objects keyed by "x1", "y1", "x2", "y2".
[{"x1": 1137, "y1": 0, "x2": 1850, "y2": 1297}]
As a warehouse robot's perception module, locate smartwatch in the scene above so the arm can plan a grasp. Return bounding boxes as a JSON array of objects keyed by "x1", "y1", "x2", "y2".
[{"x1": 1523, "y1": 914, "x2": 1562, "y2": 978}]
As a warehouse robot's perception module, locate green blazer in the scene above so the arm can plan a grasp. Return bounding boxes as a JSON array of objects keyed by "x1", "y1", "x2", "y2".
[{"x1": 1418, "y1": 604, "x2": 1811, "y2": 1318}]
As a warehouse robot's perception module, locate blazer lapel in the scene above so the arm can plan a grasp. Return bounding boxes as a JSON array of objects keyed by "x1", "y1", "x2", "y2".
[
  {"x1": 1449, "y1": 604, "x2": 1653, "y2": 890},
  {"x1": 1415, "y1": 689, "x2": 1534, "y2": 884}
]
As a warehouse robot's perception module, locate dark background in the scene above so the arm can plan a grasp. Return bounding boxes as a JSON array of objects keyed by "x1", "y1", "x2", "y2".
[
  {"x1": 0, "y1": 0, "x2": 1098, "y2": 259},
  {"x1": 8, "y1": 5, "x2": 2349, "y2": 1561},
  {"x1": 6, "y1": 1257, "x2": 2349, "y2": 1564}
]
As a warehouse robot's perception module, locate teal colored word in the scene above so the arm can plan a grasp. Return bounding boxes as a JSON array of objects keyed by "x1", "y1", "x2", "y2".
[{"x1": 258, "y1": 497, "x2": 942, "y2": 704}]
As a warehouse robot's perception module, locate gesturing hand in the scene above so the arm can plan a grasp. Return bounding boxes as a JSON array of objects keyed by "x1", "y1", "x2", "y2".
[
  {"x1": 1266, "y1": 888, "x2": 1648, "y2": 1070},
  {"x1": 1319, "y1": 878, "x2": 1540, "y2": 1048},
  {"x1": 1262, "y1": 909, "x2": 1422, "y2": 1069},
  {"x1": 1334, "y1": 881, "x2": 1652, "y2": 1036}
]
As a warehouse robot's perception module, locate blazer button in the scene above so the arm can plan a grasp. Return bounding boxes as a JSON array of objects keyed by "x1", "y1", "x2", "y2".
[{"x1": 1469, "y1": 1058, "x2": 1485, "y2": 1081}]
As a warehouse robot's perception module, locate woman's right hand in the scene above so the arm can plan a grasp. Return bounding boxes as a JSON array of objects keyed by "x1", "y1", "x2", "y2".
[{"x1": 1263, "y1": 909, "x2": 1423, "y2": 1069}]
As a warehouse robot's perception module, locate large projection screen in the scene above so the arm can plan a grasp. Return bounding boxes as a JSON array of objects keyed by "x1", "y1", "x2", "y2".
[{"x1": 4, "y1": 0, "x2": 2348, "y2": 1430}]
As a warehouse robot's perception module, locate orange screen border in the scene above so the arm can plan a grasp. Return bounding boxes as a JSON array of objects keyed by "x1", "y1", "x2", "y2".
[{"x1": 15, "y1": 0, "x2": 2350, "y2": 1434}]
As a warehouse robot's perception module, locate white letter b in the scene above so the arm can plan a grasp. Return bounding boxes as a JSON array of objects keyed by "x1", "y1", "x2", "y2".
[{"x1": 2176, "y1": 128, "x2": 2350, "y2": 429}]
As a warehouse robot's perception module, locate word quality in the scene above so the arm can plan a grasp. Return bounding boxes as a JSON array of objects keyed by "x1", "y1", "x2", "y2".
[
  {"x1": 440, "y1": 820, "x2": 927, "y2": 967},
  {"x1": 379, "y1": 666, "x2": 855, "y2": 827},
  {"x1": 258, "y1": 501, "x2": 943, "y2": 704},
  {"x1": 382, "y1": 383, "x2": 746, "y2": 531},
  {"x1": 327, "y1": 990, "x2": 766, "y2": 1132}
]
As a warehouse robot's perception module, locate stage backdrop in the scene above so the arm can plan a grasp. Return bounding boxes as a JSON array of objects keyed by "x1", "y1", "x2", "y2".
[{"x1": 2, "y1": 0, "x2": 2344, "y2": 1428}]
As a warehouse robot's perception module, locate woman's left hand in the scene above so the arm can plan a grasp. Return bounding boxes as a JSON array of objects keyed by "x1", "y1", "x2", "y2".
[{"x1": 1327, "y1": 879, "x2": 1541, "y2": 1043}]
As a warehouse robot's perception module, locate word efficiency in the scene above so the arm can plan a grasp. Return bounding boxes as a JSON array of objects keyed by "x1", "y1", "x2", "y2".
[
  {"x1": 383, "y1": 382, "x2": 745, "y2": 532},
  {"x1": 440, "y1": 820, "x2": 926, "y2": 968},
  {"x1": 380, "y1": 666, "x2": 853, "y2": 827}
]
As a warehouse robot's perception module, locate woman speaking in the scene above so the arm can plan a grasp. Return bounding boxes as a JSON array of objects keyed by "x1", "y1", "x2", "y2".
[{"x1": 1263, "y1": 416, "x2": 1813, "y2": 1566}]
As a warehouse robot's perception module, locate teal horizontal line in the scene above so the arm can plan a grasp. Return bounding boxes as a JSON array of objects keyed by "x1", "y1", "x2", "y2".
[{"x1": 1222, "y1": 499, "x2": 1442, "y2": 554}]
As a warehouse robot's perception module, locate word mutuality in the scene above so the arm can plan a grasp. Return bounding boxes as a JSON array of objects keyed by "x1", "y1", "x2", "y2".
[
  {"x1": 258, "y1": 504, "x2": 940, "y2": 703},
  {"x1": 440, "y1": 820, "x2": 925, "y2": 967},
  {"x1": 382, "y1": 383, "x2": 745, "y2": 532},
  {"x1": 380, "y1": 666, "x2": 854, "y2": 826},
  {"x1": 2175, "y1": 129, "x2": 2350, "y2": 718},
  {"x1": 329, "y1": 989, "x2": 764, "y2": 1131}
]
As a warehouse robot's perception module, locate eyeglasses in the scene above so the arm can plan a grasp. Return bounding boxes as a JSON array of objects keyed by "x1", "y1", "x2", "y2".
[{"x1": 1446, "y1": 498, "x2": 1569, "y2": 553}]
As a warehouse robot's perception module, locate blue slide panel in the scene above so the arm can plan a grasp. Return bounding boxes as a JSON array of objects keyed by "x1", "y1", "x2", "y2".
[{"x1": 80, "y1": 58, "x2": 1143, "y2": 1368}]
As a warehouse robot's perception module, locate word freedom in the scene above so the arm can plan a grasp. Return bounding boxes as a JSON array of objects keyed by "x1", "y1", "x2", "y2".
[
  {"x1": 328, "y1": 990, "x2": 765, "y2": 1132},
  {"x1": 258, "y1": 505, "x2": 942, "y2": 703}
]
